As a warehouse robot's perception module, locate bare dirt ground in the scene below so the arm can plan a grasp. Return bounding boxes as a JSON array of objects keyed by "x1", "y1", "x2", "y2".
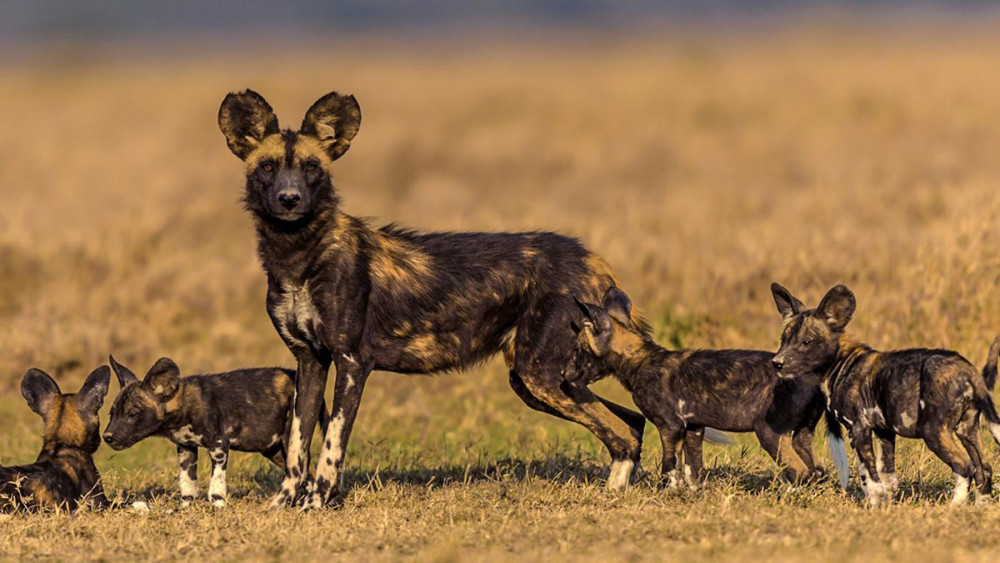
[{"x1": 2, "y1": 28, "x2": 1000, "y2": 560}]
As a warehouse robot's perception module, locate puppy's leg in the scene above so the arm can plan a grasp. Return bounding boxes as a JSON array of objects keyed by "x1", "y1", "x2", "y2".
[
  {"x1": 757, "y1": 425, "x2": 809, "y2": 483},
  {"x1": 850, "y1": 425, "x2": 888, "y2": 507},
  {"x1": 177, "y1": 445, "x2": 198, "y2": 507},
  {"x1": 791, "y1": 426, "x2": 817, "y2": 478},
  {"x1": 659, "y1": 423, "x2": 685, "y2": 489},
  {"x1": 208, "y1": 443, "x2": 229, "y2": 508},
  {"x1": 923, "y1": 422, "x2": 974, "y2": 505},
  {"x1": 873, "y1": 429, "x2": 899, "y2": 495},
  {"x1": 955, "y1": 411, "x2": 990, "y2": 501},
  {"x1": 682, "y1": 426, "x2": 705, "y2": 489}
]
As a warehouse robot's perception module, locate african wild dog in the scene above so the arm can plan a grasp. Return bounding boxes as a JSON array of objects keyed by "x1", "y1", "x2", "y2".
[
  {"x1": 102, "y1": 356, "x2": 318, "y2": 508},
  {"x1": 771, "y1": 282, "x2": 1000, "y2": 506},
  {"x1": 218, "y1": 90, "x2": 648, "y2": 508},
  {"x1": 567, "y1": 287, "x2": 848, "y2": 488},
  {"x1": 1, "y1": 366, "x2": 110, "y2": 512}
]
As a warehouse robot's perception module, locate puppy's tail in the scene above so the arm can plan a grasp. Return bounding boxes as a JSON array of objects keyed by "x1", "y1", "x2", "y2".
[
  {"x1": 825, "y1": 410, "x2": 850, "y2": 489},
  {"x1": 973, "y1": 384, "x2": 1000, "y2": 448},
  {"x1": 982, "y1": 335, "x2": 1000, "y2": 391},
  {"x1": 704, "y1": 428, "x2": 736, "y2": 446}
]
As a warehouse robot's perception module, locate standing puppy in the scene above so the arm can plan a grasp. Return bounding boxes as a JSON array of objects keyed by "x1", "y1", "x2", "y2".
[
  {"x1": 1, "y1": 366, "x2": 111, "y2": 512},
  {"x1": 771, "y1": 282, "x2": 1000, "y2": 506},
  {"x1": 568, "y1": 288, "x2": 847, "y2": 488},
  {"x1": 102, "y1": 356, "x2": 308, "y2": 508}
]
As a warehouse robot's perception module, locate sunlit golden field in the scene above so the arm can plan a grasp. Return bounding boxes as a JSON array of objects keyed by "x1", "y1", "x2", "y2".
[{"x1": 2, "y1": 28, "x2": 1000, "y2": 560}]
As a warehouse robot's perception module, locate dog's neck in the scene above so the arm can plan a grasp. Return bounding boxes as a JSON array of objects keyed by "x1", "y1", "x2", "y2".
[
  {"x1": 253, "y1": 204, "x2": 348, "y2": 281},
  {"x1": 37, "y1": 441, "x2": 94, "y2": 467},
  {"x1": 823, "y1": 333, "x2": 872, "y2": 385},
  {"x1": 609, "y1": 340, "x2": 677, "y2": 393},
  {"x1": 159, "y1": 381, "x2": 200, "y2": 433}
]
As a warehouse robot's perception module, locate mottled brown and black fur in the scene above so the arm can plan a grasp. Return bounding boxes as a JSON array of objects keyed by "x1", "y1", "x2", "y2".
[
  {"x1": 771, "y1": 282, "x2": 1000, "y2": 506},
  {"x1": 0, "y1": 366, "x2": 110, "y2": 512},
  {"x1": 103, "y1": 356, "x2": 317, "y2": 508},
  {"x1": 568, "y1": 288, "x2": 845, "y2": 487},
  {"x1": 219, "y1": 90, "x2": 647, "y2": 508}
]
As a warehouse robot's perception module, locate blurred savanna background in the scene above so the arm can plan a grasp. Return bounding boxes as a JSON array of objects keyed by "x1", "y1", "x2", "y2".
[{"x1": 2, "y1": 1, "x2": 1000, "y2": 560}]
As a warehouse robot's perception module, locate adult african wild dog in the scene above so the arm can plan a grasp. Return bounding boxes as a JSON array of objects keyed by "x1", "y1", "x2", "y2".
[
  {"x1": 102, "y1": 356, "x2": 316, "y2": 508},
  {"x1": 218, "y1": 90, "x2": 648, "y2": 508},
  {"x1": 771, "y1": 282, "x2": 1000, "y2": 506},
  {"x1": 0, "y1": 366, "x2": 110, "y2": 512},
  {"x1": 568, "y1": 288, "x2": 849, "y2": 488}
]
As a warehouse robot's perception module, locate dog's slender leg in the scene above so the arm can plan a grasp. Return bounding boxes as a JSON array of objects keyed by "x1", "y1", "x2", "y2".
[
  {"x1": 658, "y1": 424, "x2": 685, "y2": 489},
  {"x1": 873, "y1": 428, "x2": 898, "y2": 495},
  {"x1": 177, "y1": 445, "x2": 198, "y2": 507},
  {"x1": 208, "y1": 443, "x2": 229, "y2": 508},
  {"x1": 851, "y1": 425, "x2": 887, "y2": 507},
  {"x1": 757, "y1": 425, "x2": 809, "y2": 483},
  {"x1": 269, "y1": 352, "x2": 330, "y2": 509},
  {"x1": 924, "y1": 425, "x2": 975, "y2": 505},
  {"x1": 956, "y1": 410, "x2": 990, "y2": 500},
  {"x1": 300, "y1": 352, "x2": 370, "y2": 510},
  {"x1": 682, "y1": 426, "x2": 704, "y2": 489},
  {"x1": 791, "y1": 427, "x2": 817, "y2": 479}
]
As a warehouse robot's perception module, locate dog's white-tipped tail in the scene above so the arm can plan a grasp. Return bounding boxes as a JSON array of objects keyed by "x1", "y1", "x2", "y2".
[
  {"x1": 828, "y1": 432, "x2": 850, "y2": 489},
  {"x1": 704, "y1": 428, "x2": 735, "y2": 446}
]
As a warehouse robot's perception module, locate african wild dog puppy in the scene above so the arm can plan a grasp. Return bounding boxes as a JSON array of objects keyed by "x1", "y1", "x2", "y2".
[
  {"x1": 567, "y1": 287, "x2": 848, "y2": 488},
  {"x1": 218, "y1": 90, "x2": 648, "y2": 509},
  {"x1": 102, "y1": 356, "x2": 313, "y2": 508},
  {"x1": 771, "y1": 282, "x2": 1000, "y2": 506},
  {"x1": 1, "y1": 366, "x2": 110, "y2": 512}
]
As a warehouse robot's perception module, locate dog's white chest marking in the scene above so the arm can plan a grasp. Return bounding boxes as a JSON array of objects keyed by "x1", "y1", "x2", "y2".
[{"x1": 275, "y1": 282, "x2": 324, "y2": 350}]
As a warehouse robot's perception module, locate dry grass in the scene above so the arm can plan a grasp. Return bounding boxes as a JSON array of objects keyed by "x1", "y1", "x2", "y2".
[{"x1": 2, "y1": 27, "x2": 1000, "y2": 560}]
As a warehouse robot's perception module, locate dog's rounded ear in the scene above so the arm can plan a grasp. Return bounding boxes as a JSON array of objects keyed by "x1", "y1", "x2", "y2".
[
  {"x1": 573, "y1": 296, "x2": 605, "y2": 332},
  {"x1": 218, "y1": 90, "x2": 280, "y2": 160},
  {"x1": 143, "y1": 357, "x2": 181, "y2": 399},
  {"x1": 109, "y1": 355, "x2": 139, "y2": 388},
  {"x1": 21, "y1": 368, "x2": 61, "y2": 417},
  {"x1": 817, "y1": 284, "x2": 856, "y2": 332},
  {"x1": 75, "y1": 366, "x2": 111, "y2": 414},
  {"x1": 602, "y1": 287, "x2": 632, "y2": 326},
  {"x1": 300, "y1": 92, "x2": 361, "y2": 161},
  {"x1": 771, "y1": 282, "x2": 804, "y2": 321}
]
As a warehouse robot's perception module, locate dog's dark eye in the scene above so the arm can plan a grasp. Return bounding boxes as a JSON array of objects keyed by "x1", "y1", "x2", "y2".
[
  {"x1": 261, "y1": 162, "x2": 274, "y2": 172},
  {"x1": 304, "y1": 161, "x2": 318, "y2": 172},
  {"x1": 127, "y1": 411, "x2": 139, "y2": 420},
  {"x1": 802, "y1": 338, "x2": 813, "y2": 346}
]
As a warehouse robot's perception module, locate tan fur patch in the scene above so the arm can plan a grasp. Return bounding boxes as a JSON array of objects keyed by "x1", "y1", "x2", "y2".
[
  {"x1": 610, "y1": 324, "x2": 646, "y2": 358},
  {"x1": 369, "y1": 233, "x2": 433, "y2": 289},
  {"x1": 293, "y1": 136, "x2": 334, "y2": 169},
  {"x1": 244, "y1": 134, "x2": 285, "y2": 171},
  {"x1": 45, "y1": 397, "x2": 88, "y2": 449}
]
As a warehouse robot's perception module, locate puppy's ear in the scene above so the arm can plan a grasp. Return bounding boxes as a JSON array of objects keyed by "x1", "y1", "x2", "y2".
[
  {"x1": 218, "y1": 90, "x2": 280, "y2": 160},
  {"x1": 602, "y1": 287, "x2": 632, "y2": 326},
  {"x1": 771, "y1": 282, "x2": 804, "y2": 321},
  {"x1": 109, "y1": 355, "x2": 139, "y2": 388},
  {"x1": 300, "y1": 92, "x2": 361, "y2": 161},
  {"x1": 75, "y1": 366, "x2": 111, "y2": 414},
  {"x1": 21, "y1": 368, "x2": 61, "y2": 417},
  {"x1": 817, "y1": 284, "x2": 856, "y2": 331},
  {"x1": 143, "y1": 357, "x2": 181, "y2": 399}
]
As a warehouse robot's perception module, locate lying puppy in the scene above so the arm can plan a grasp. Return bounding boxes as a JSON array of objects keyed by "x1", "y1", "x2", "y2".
[
  {"x1": 771, "y1": 282, "x2": 1000, "y2": 506},
  {"x1": 568, "y1": 287, "x2": 847, "y2": 488},
  {"x1": 102, "y1": 356, "x2": 321, "y2": 508},
  {"x1": 1, "y1": 366, "x2": 111, "y2": 512}
]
